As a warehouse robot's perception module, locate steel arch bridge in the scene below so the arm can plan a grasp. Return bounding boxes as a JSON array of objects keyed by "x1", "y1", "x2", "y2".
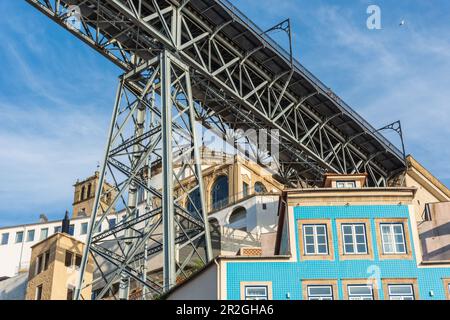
[{"x1": 25, "y1": 0, "x2": 407, "y2": 300}]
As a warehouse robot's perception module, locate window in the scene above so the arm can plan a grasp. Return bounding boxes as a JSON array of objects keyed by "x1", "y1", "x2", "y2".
[
  {"x1": 388, "y1": 284, "x2": 414, "y2": 300},
  {"x1": 137, "y1": 187, "x2": 145, "y2": 204},
  {"x1": 244, "y1": 286, "x2": 268, "y2": 300},
  {"x1": 35, "y1": 285, "x2": 43, "y2": 300},
  {"x1": 40, "y1": 228, "x2": 48, "y2": 241},
  {"x1": 80, "y1": 223, "x2": 88, "y2": 235},
  {"x1": 95, "y1": 221, "x2": 102, "y2": 234},
  {"x1": 68, "y1": 224, "x2": 75, "y2": 236},
  {"x1": 186, "y1": 189, "x2": 201, "y2": 216},
  {"x1": 54, "y1": 226, "x2": 62, "y2": 234},
  {"x1": 1, "y1": 233, "x2": 9, "y2": 245},
  {"x1": 87, "y1": 184, "x2": 92, "y2": 199},
  {"x1": 336, "y1": 181, "x2": 356, "y2": 189},
  {"x1": 36, "y1": 254, "x2": 44, "y2": 275},
  {"x1": 15, "y1": 231, "x2": 24, "y2": 243},
  {"x1": 342, "y1": 224, "x2": 367, "y2": 255},
  {"x1": 44, "y1": 251, "x2": 50, "y2": 271},
  {"x1": 65, "y1": 251, "x2": 73, "y2": 268},
  {"x1": 66, "y1": 287, "x2": 75, "y2": 301},
  {"x1": 242, "y1": 182, "x2": 249, "y2": 197},
  {"x1": 254, "y1": 182, "x2": 267, "y2": 194},
  {"x1": 75, "y1": 255, "x2": 82, "y2": 269},
  {"x1": 381, "y1": 223, "x2": 406, "y2": 254},
  {"x1": 211, "y1": 176, "x2": 229, "y2": 210},
  {"x1": 109, "y1": 218, "x2": 116, "y2": 229},
  {"x1": 67, "y1": 287, "x2": 74, "y2": 300},
  {"x1": 27, "y1": 230, "x2": 35, "y2": 242},
  {"x1": 80, "y1": 186, "x2": 85, "y2": 201},
  {"x1": 307, "y1": 286, "x2": 333, "y2": 300},
  {"x1": 303, "y1": 225, "x2": 328, "y2": 255},
  {"x1": 348, "y1": 285, "x2": 374, "y2": 300}
]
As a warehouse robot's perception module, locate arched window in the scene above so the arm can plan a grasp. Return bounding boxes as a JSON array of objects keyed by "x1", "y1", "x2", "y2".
[
  {"x1": 211, "y1": 176, "x2": 229, "y2": 210},
  {"x1": 254, "y1": 182, "x2": 267, "y2": 194},
  {"x1": 80, "y1": 186, "x2": 85, "y2": 201},
  {"x1": 186, "y1": 188, "x2": 202, "y2": 217},
  {"x1": 228, "y1": 207, "x2": 247, "y2": 231}
]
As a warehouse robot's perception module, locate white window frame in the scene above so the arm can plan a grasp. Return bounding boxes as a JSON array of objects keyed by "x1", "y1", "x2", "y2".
[
  {"x1": 27, "y1": 229, "x2": 35, "y2": 242},
  {"x1": 347, "y1": 285, "x2": 374, "y2": 300},
  {"x1": 342, "y1": 224, "x2": 368, "y2": 255},
  {"x1": 381, "y1": 223, "x2": 407, "y2": 254},
  {"x1": 336, "y1": 181, "x2": 356, "y2": 189},
  {"x1": 303, "y1": 224, "x2": 329, "y2": 255},
  {"x1": 244, "y1": 286, "x2": 268, "y2": 300},
  {"x1": 1, "y1": 233, "x2": 8, "y2": 245},
  {"x1": 15, "y1": 231, "x2": 24, "y2": 243},
  {"x1": 307, "y1": 285, "x2": 333, "y2": 300},
  {"x1": 388, "y1": 284, "x2": 414, "y2": 300},
  {"x1": 40, "y1": 228, "x2": 49, "y2": 241},
  {"x1": 80, "y1": 223, "x2": 88, "y2": 235}
]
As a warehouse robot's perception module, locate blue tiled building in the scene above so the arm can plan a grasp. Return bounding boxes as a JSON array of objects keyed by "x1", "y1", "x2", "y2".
[{"x1": 167, "y1": 174, "x2": 450, "y2": 301}]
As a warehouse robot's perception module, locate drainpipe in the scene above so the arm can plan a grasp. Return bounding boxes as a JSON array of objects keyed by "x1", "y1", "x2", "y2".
[
  {"x1": 214, "y1": 258, "x2": 221, "y2": 300},
  {"x1": 17, "y1": 226, "x2": 26, "y2": 275}
]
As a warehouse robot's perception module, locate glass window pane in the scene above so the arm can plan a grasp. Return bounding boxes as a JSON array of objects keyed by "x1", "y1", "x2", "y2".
[
  {"x1": 389, "y1": 285, "x2": 413, "y2": 295},
  {"x1": 304, "y1": 226, "x2": 314, "y2": 235},
  {"x1": 40, "y1": 228, "x2": 48, "y2": 241},
  {"x1": 381, "y1": 225, "x2": 391, "y2": 235},
  {"x1": 317, "y1": 245, "x2": 328, "y2": 254},
  {"x1": 345, "y1": 244, "x2": 354, "y2": 253},
  {"x1": 246, "y1": 287, "x2": 267, "y2": 296},
  {"x1": 355, "y1": 235, "x2": 366, "y2": 244},
  {"x1": 16, "y1": 232, "x2": 24, "y2": 243},
  {"x1": 27, "y1": 230, "x2": 35, "y2": 242},
  {"x1": 393, "y1": 225, "x2": 403, "y2": 234},
  {"x1": 305, "y1": 244, "x2": 315, "y2": 254},
  {"x1": 348, "y1": 285, "x2": 372, "y2": 295},
  {"x1": 1, "y1": 233, "x2": 9, "y2": 245},
  {"x1": 384, "y1": 244, "x2": 394, "y2": 254},
  {"x1": 395, "y1": 234, "x2": 405, "y2": 244},
  {"x1": 305, "y1": 236, "x2": 315, "y2": 245},
  {"x1": 317, "y1": 235, "x2": 326, "y2": 245},
  {"x1": 344, "y1": 235, "x2": 353, "y2": 244},
  {"x1": 245, "y1": 286, "x2": 268, "y2": 300},
  {"x1": 309, "y1": 286, "x2": 332, "y2": 296},
  {"x1": 342, "y1": 226, "x2": 352, "y2": 234},
  {"x1": 355, "y1": 225, "x2": 365, "y2": 234},
  {"x1": 357, "y1": 244, "x2": 367, "y2": 253},
  {"x1": 316, "y1": 226, "x2": 326, "y2": 235},
  {"x1": 396, "y1": 243, "x2": 406, "y2": 253}
]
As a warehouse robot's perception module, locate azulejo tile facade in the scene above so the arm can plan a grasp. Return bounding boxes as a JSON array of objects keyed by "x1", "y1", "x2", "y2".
[{"x1": 225, "y1": 205, "x2": 450, "y2": 300}]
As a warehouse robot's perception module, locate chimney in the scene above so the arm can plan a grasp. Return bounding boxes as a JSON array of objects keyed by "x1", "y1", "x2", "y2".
[
  {"x1": 39, "y1": 214, "x2": 48, "y2": 223},
  {"x1": 61, "y1": 211, "x2": 71, "y2": 235}
]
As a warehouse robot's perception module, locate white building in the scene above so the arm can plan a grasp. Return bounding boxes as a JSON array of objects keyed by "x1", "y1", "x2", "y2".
[{"x1": 0, "y1": 213, "x2": 126, "y2": 278}]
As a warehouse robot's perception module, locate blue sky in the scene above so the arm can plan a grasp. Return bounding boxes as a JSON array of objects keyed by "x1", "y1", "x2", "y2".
[{"x1": 0, "y1": 0, "x2": 449, "y2": 226}]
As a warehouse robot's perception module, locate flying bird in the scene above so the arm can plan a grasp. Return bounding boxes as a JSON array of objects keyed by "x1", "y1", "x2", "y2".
[{"x1": 399, "y1": 20, "x2": 406, "y2": 26}]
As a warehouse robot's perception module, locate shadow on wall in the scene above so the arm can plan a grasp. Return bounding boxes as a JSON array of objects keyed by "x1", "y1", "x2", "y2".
[{"x1": 419, "y1": 202, "x2": 450, "y2": 261}]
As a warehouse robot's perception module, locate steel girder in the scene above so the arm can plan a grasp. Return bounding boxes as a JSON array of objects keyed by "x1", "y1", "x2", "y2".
[
  {"x1": 73, "y1": 51, "x2": 212, "y2": 300},
  {"x1": 26, "y1": 0, "x2": 405, "y2": 188}
]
